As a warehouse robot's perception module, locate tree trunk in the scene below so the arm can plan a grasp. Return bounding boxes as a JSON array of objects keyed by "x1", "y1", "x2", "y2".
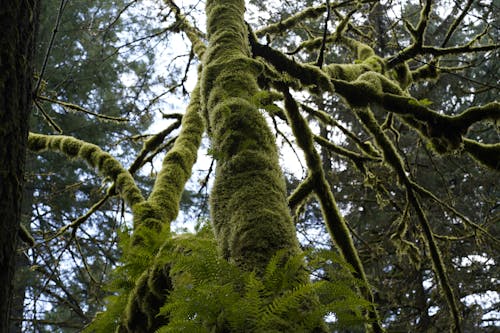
[
  {"x1": 0, "y1": 1, "x2": 38, "y2": 332},
  {"x1": 202, "y1": 0, "x2": 300, "y2": 273},
  {"x1": 9, "y1": 171, "x2": 36, "y2": 333}
]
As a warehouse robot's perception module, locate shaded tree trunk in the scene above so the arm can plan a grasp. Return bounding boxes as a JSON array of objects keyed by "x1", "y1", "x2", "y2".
[
  {"x1": 8, "y1": 253, "x2": 30, "y2": 333},
  {"x1": 9, "y1": 175, "x2": 35, "y2": 333},
  {"x1": 0, "y1": 1, "x2": 38, "y2": 332}
]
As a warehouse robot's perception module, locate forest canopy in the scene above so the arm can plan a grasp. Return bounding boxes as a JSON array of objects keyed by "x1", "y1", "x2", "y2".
[{"x1": 5, "y1": 0, "x2": 499, "y2": 332}]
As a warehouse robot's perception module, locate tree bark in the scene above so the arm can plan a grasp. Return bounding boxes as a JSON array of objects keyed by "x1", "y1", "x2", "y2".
[{"x1": 0, "y1": 1, "x2": 38, "y2": 332}]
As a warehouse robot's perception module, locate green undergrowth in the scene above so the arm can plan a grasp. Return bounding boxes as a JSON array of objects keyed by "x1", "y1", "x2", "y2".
[
  {"x1": 84, "y1": 223, "x2": 171, "y2": 332},
  {"x1": 86, "y1": 223, "x2": 371, "y2": 332}
]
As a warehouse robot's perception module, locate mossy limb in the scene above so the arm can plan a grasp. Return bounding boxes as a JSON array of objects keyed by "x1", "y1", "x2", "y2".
[
  {"x1": 27, "y1": 133, "x2": 144, "y2": 208},
  {"x1": 280, "y1": 88, "x2": 384, "y2": 332},
  {"x1": 202, "y1": 0, "x2": 303, "y2": 276},
  {"x1": 147, "y1": 82, "x2": 204, "y2": 228},
  {"x1": 463, "y1": 139, "x2": 500, "y2": 171}
]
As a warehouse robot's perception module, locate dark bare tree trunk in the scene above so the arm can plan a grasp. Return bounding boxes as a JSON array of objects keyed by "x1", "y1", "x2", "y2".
[
  {"x1": 9, "y1": 178, "x2": 35, "y2": 333},
  {"x1": 0, "y1": 1, "x2": 38, "y2": 332}
]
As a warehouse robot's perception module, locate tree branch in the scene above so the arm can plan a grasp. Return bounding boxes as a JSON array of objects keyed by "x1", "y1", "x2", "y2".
[{"x1": 27, "y1": 133, "x2": 145, "y2": 210}]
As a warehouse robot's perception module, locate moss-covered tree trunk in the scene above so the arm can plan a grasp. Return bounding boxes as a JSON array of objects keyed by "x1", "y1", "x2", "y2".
[
  {"x1": 201, "y1": 0, "x2": 300, "y2": 273},
  {"x1": 0, "y1": 1, "x2": 38, "y2": 331}
]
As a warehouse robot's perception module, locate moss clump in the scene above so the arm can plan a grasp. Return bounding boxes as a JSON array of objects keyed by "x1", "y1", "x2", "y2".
[
  {"x1": 391, "y1": 62, "x2": 412, "y2": 89},
  {"x1": 330, "y1": 72, "x2": 403, "y2": 108},
  {"x1": 325, "y1": 63, "x2": 370, "y2": 81},
  {"x1": 202, "y1": 0, "x2": 302, "y2": 275},
  {"x1": 363, "y1": 55, "x2": 385, "y2": 73}
]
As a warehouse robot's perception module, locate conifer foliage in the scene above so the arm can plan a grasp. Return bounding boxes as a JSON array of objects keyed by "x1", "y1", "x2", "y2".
[{"x1": 9, "y1": 0, "x2": 500, "y2": 332}]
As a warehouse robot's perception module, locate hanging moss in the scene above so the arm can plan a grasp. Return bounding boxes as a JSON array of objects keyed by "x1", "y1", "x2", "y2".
[
  {"x1": 353, "y1": 106, "x2": 463, "y2": 331},
  {"x1": 380, "y1": 97, "x2": 500, "y2": 154}
]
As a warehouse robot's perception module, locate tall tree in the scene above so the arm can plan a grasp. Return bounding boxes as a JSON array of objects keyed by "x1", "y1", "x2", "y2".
[
  {"x1": 22, "y1": 0, "x2": 499, "y2": 332},
  {"x1": 11, "y1": 0, "x2": 164, "y2": 331},
  {"x1": 0, "y1": 1, "x2": 39, "y2": 332}
]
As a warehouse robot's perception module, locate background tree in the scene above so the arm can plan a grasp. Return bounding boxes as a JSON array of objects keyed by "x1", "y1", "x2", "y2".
[
  {"x1": 17, "y1": 0, "x2": 499, "y2": 332},
  {"x1": 0, "y1": 1, "x2": 39, "y2": 332},
  {"x1": 11, "y1": 0, "x2": 181, "y2": 331}
]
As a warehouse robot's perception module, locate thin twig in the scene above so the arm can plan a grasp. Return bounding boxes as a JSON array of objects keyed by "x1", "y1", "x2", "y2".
[
  {"x1": 316, "y1": 0, "x2": 331, "y2": 68},
  {"x1": 34, "y1": 0, "x2": 66, "y2": 96}
]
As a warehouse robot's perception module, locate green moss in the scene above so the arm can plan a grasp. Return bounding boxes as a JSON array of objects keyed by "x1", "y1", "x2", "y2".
[
  {"x1": 124, "y1": 272, "x2": 149, "y2": 333},
  {"x1": 18, "y1": 224, "x2": 35, "y2": 246},
  {"x1": 248, "y1": 33, "x2": 334, "y2": 92},
  {"x1": 27, "y1": 133, "x2": 144, "y2": 208},
  {"x1": 324, "y1": 63, "x2": 369, "y2": 81},
  {"x1": 255, "y1": 4, "x2": 327, "y2": 36},
  {"x1": 341, "y1": 37, "x2": 375, "y2": 61},
  {"x1": 391, "y1": 62, "x2": 412, "y2": 89},
  {"x1": 202, "y1": 0, "x2": 302, "y2": 275},
  {"x1": 331, "y1": 72, "x2": 402, "y2": 107},
  {"x1": 464, "y1": 139, "x2": 500, "y2": 171},
  {"x1": 325, "y1": 56, "x2": 402, "y2": 108},
  {"x1": 280, "y1": 89, "x2": 384, "y2": 332},
  {"x1": 363, "y1": 55, "x2": 385, "y2": 73},
  {"x1": 354, "y1": 106, "x2": 408, "y2": 183},
  {"x1": 147, "y1": 82, "x2": 204, "y2": 226}
]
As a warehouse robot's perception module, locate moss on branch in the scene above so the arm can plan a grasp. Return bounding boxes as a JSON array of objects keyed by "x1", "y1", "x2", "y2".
[
  {"x1": 202, "y1": 0, "x2": 301, "y2": 275},
  {"x1": 463, "y1": 139, "x2": 500, "y2": 171},
  {"x1": 28, "y1": 133, "x2": 144, "y2": 209},
  {"x1": 248, "y1": 32, "x2": 334, "y2": 92},
  {"x1": 256, "y1": 4, "x2": 327, "y2": 37},
  {"x1": 353, "y1": 106, "x2": 463, "y2": 332},
  {"x1": 147, "y1": 83, "x2": 204, "y2": 227},
  {"x1": 280, "y1": 88, "x2": 384, "y2": 333},
  {"x1": 164, "y1": 0, "x2": 207, "y2": 58}
]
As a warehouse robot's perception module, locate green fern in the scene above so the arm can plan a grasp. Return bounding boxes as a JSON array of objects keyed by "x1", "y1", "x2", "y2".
[
  {"x1": 157, "y1": 231, "x2": 371, "y2": 332},
  {"x1": 84, "y1": 223, "x2": 171, "y2": 332},
  {"x1": 86, "y1": 223, "x2": 371, "y2": 332}
]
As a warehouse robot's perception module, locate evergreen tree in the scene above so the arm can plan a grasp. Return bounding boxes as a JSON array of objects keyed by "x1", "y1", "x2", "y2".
[
  {"x1": 0, "y1": 1, "x2": 39, "y2": 332},
  {"x1": 12, "y1": 0, "x2": 500, "y2": 332},
  {"x1": 11, "y1": 0, "x2": 164, "y2": 331}
]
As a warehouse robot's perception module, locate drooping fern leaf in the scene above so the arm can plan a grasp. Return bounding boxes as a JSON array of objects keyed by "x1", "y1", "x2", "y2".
[
  {"x1": 156, "y1": 230, "x2": 372, "y2": 332},
  {"x1": 86, "y1": 223, "x2": 372, "y2": 332}
]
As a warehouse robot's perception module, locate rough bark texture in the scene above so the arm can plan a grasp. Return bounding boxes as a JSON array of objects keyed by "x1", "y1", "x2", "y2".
[{"x1": 0, "y1": 1, "x2": 38, "y2": 332}]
